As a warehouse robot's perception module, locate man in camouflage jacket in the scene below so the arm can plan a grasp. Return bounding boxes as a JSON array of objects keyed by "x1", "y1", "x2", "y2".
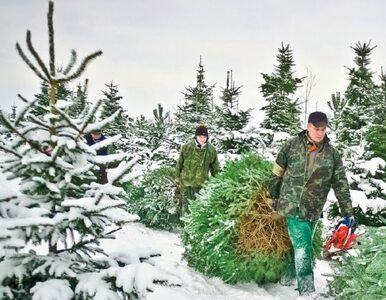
[
  {"x1": 176, "y1": 125, "x2": 219, "y2": 215},
  {"x1": 270, "y1": 111, "x2": 353, "y2": 296}
]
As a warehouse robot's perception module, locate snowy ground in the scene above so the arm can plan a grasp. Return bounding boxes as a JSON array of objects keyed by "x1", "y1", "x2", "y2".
[{"x1": 100, "y1": 223, "x2": 333, "y2": 300}]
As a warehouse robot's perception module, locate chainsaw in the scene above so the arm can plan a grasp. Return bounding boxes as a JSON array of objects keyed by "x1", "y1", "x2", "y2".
[{"x1": 324, "y1": 217, "x2": 358, "y2": 255}]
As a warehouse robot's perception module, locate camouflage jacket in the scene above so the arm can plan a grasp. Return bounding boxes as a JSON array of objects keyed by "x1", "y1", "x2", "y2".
[
  {"x1": 270, "y1": 130, "x2": 353, "y2": 221},
  {"x1": 176, "y1": 139, "x2": 220, "y2": 188}
]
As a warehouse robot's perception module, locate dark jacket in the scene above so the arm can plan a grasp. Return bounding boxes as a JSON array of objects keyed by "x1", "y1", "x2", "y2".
[
  {"x1": 85, "y1": 134, "x2": 108, "y2": 156},
  {"x1": 176, "y1": 138, "x2": 219, "y2": 188},
  {"x1": 270, "y1": 130, "x2": 353, "y2": 221}
]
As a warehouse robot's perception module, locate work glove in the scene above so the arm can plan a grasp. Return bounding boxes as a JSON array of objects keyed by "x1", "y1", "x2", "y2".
[
  {"x1": 266, "y1": 197, "x2": 277, "y2": 210},
  {"x1": 339, "y1": 216, "x2": 357, "y2": 229}
]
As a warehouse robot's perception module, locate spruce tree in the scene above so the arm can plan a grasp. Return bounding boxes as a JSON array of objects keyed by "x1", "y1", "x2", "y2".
[
  {"x1": 0, "y1": 2, "x2": 177, "y2": 298},
  {"x1": 174, "y1": 57, "x2": 215, "y2": 144},
  {"x1": 332, "y1": 42, "x2": 386, "y2": 226},
  {"x1": 327, "y1": 92, "x2": 348, "y2": 141},
  {"x1": 339, "y1": 41, "x2": 380, "y2": 146},
  {"x1": 259, "y1": 43, "x2": 303, "y2": 141},
  {"x1": 67, "y1": 79, "x2": 90, "y2": 118},
  {"x1": 99, "y1": 81, "x2": 130, "y2": 138},
  {"x1": 29, "y1": 80, "x2": 71, "y2": 119},
  {"x1": 213, "y1": 71, "x2": 260, "y2": 154}
]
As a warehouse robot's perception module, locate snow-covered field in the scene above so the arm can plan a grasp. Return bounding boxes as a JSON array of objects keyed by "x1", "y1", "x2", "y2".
[{"x1": 100, "y1": 223, "x2": 333, "y2": 300}]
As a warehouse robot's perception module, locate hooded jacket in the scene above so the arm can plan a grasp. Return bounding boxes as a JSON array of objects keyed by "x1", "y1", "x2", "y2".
[
  {"x1": 176, "y1": 138, "x2": 219, "y2": 188},
  {"x1": 270, "y1": 130, "x2": 353, "y2": 221}
]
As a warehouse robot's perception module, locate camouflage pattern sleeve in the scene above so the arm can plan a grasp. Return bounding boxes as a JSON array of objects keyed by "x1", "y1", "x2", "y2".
[
  {"x1": 210, "y1": 149, "x2": 220, "y2": 176},
  {"x1": 331, "y1": 149, "x2": 353, "y2": 217},
  {"x1": 269, "y1": 140, "x2": 290, "y2": 200},
  {"x1": 176, "y1": 144, "x2": 185, "y2": 179}
]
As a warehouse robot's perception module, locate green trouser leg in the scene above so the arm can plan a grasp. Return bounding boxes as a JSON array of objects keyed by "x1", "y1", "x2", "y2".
[
  {"x1": 180, "y1": 186, "x2": 200, "y2": 217},
  {"x1": 286, "y1": 216, "x2": 316, "y2": 295}
]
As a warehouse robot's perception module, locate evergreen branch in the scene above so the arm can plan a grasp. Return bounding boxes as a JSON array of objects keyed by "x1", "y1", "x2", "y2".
[
  {"x1": 75, "y1": 99, "x2": 103, "y2": 140},
  {"x1": 111, "y1": 156, "x2": 141, "y2": 185},
  {"x1": 58, "y1": 51, "x2": 103, "y2": 83},
  {"x1": 47, "y1": 0, "x2": 55, "y2": 76},
  {"x1": 15, "y1": 42, "x2": 48, "y2": 82},
  {"x1": 26, "y1": 30, "x2": 51, "y2": 80},
  {"x1": 0, "y1": 112, "x2": 45, "y2": 154},
  {"x1": 94, "y1": 192, "x2": 104, "y2": 206},
  {"x1": 63, "y1": 49, "x2": 77, "y2": 75},
  {"x1": 56, "y1": 227, "x2": 119, "y2": 255},
  {"x1": 81, "y1": 78, "x2": 89, "y2": 97},
  {"x1": 0, "y1": 144, "x2": 22, "y2": 159},
  {"x1": 54, "y1": 107, "x2": 82, "y2": 133},
  {"x1": 27, "y1": 114, "x2": 51, "y2": 129},
  {"x1": 17, "y1": 94, "x2": 29, "y2": 103},
  {"x1": 14, "y1": 95, "x2": 39, "y2": 126}
]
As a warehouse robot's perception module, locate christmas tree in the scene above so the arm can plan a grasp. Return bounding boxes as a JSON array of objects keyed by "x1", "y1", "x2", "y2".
[
  {"x1": 174, "y1": 57, "x2": 215, "y2": 145},
  {"x1": 0, "y1": 2, "x2": 178, "y2": 298},
  {"x1": 259, "y1": 43, "x2": 303, "y2": 146},
  {"x1": 331, "y1": 42, "x2": 386, "y2": 226},
  {"x1": 213, "y1": 71, "x2": 261, "y2": 155}
]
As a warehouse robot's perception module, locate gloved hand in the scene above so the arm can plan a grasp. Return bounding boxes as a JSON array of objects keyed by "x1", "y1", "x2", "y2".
[
  {"x1": 266, "y1": 197, "x2": 277, "y2": 210},
  {"x1": 340, "y1": 216, "x2": 357, "y2": 229}
]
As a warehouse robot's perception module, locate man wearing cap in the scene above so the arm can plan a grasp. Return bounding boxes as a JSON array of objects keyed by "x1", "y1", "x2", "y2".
[
  {"x1": 85, "y1": 130, "x2": 108, "y2": 184},
  {"x1": 176, "y1": 124, "x2": 220, "y2": 215},
  {"x1": 269, "y1": 111, "x2": 354, "y2": 296}
]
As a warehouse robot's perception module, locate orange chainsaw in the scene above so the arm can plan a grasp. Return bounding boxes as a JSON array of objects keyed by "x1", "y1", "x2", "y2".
[{"x1": 324, "y1": 217, "x2": 358, "y2": 254}]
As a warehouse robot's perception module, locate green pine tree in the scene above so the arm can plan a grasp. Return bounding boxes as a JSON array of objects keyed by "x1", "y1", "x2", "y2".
[
  {"x1": 174, "y1": 57, "x2": 215, "y2": 143},
  {"x1": 29, "y1": 80, "x2": 71, "y2": 119},
  {"x1": 339, "y1": 41, "x2": 379, "y2": 146},
  {"x1": 327, "y1": 92, "x2": 348, "y2": 141},
  {"x1": 68, "y1": 79, "x2": 90, "y2": 118},
  {"x1": 259, "y1": 43, "x2": 303, "y2": 140},
  {"x1": 0, "y1": 2, "x2": 175, "y2": 298},
  {"x1": 331, "y1": 42, "x2": 386, "y2": 226},
  {"x1": 213, "y1": 70, "x2": 257, "y2": 154},
  {"x1": 99, "y1": 81, "x2": 130, "y2": 137}
]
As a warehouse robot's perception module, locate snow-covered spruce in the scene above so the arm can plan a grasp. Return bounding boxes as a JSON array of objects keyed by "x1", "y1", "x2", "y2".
[
  {"x1": 125, "y1": 167, "x2": 183, "y2": 231},
  {"x1": 183, "y1": 153, "x2": 322, "y2": 284},
  {"x1": 0, "y1": 2, "x2": 178, "y2": 299},
  {"x1": 327, "y1": 226, "x2": 386, "y2": 300}
]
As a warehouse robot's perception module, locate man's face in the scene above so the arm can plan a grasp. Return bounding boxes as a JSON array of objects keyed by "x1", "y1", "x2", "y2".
[
  {"x1": 91, "y1": 132, "x2": 101, "y2": 140},
  {"x1": 196, "y1": 135, "x2": 207, "y2": 145},
  {"x1": 307, "y1": 123, "x2": 326, "y2": 143}
]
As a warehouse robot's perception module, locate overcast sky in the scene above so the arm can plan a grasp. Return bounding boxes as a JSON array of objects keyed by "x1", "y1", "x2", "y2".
[{"x1": 1, "y1": 0, "x2": 385, "y2": 124}]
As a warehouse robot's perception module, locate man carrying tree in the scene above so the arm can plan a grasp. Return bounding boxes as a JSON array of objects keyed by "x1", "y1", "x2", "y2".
[
  {"x1": 176, "y1": 124, "x2": 220, "y2": 215},
  {"x1": 85, "y1": 129, "x2": 108, "y2": 184},
  {"x1": 269, "y1": 111, "x2": 355, "y2": 296}
]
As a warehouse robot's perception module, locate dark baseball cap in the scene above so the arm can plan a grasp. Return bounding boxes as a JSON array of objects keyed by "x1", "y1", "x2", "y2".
[{"x1": 308, "y1": 111, "x2": 328, "y2": 128}]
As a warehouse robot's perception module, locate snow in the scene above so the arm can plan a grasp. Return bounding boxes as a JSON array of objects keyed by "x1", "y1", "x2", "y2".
[
  {"x1": 327, "y1": 189, "x2": 386, "y2": 214},
  {"x1": 99, "y1": 223, "x2": 333, "y2": 300},
  {"x1": 362, "y1": 157, "x2": 385, "y2": 176},
  {"x1": 31, "y1": 279, "x2": 74, "y2": 300}
]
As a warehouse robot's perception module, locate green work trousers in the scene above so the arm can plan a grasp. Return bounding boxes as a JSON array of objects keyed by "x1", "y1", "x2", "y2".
[
  {"x1": 285, "y1": 216, "x2": 316, "y2": 295},
  {"x1": 180, "y1": 186, "x2": 201, "y2": 217}
]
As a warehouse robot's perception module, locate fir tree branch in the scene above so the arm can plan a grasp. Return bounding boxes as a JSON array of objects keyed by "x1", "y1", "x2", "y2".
[
  {"x1": 75, "y1": 99, "x2": 102, "y2": 140},
  {"x1": 27, "y1": 114, "x2": 51, "y2": 129},
  {"x1": 94, "y1": 192, "x2": 104, "y2": 206},
  {"x1": 56, "y1": 227, "x2": 120, "y2": 255},
  {"x1": 26, "y1": 30, "x2": 51, "y2": 80},
  {"x1": 14, "y1": 95, "x2": 38, "y2": 127},
  {"x1": 0, "y1": 112, "x2": 45, "y2": 154},
  {"x1": 58, "y1": 51, "x2": 103, "y2": 83},
  {"x1": 47, "y1": 0, "x2": 55, "y2": 76},
  {"x1": 54, "y1": 107, "x2": 82, "y2": 133},
  {"x1": 0, "y1": 144, "x2": 22, "y2": 158},
  {"x1": 17, "y1": 94, "x2": 29, "y2": 103},
  {"x1": 63, "y1": 49, "x2": 77, "y2": 75},
  {"x1": 15, "y1": 42, "x2": 47, "y2": 82}
]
